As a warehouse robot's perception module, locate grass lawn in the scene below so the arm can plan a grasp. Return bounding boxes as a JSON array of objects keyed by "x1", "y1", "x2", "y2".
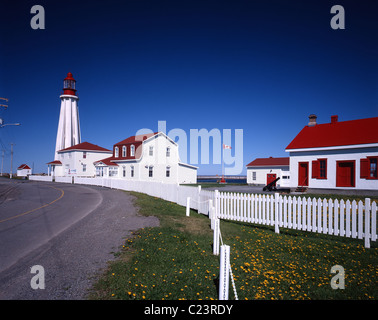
[{"x1": 89, "y1": 191, "x2": 377, "y2": 300}]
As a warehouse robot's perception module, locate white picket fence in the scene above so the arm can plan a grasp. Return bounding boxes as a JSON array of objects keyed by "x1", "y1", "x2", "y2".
[
  {"x1": 215, "y1": 191, "x2": 377, "y2": 248},
  {"x1": 29, "y1": 176, "x2": 377, "y2": 248}
]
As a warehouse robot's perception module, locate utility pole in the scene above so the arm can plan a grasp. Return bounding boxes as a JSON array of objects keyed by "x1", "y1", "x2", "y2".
[
  {"x1": 10, "y1": 143, "x2": 13, "y2": 179},
  {"x1": 1, "y1": 150, "x2": 4, "y2": 176},
  {"x1": 0, "y1": 97, "x2": 20, "y2": 178}
]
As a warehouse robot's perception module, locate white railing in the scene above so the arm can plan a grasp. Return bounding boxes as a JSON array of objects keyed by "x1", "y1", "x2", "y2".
[
  {"x1": 28, "y1": 175, "x2": 53, "y2": 182},
  {"x1": 55, "y1": 176, "x2": 73, "y2": 183}
]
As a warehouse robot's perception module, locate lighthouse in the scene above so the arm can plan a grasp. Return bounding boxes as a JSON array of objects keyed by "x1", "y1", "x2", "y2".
[{"x1": 54, "y1": 72, "x2": 81, "y2": 160}]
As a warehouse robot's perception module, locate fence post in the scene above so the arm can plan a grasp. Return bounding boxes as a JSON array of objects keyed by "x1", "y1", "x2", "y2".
[
  {"x1": 209, "y1": 199, "x2": 214, "y2": 229},
  {"x1": 219, "y1": 245, "x2": 230, "y2": 300},
  {"x1": 365, "y1": 198, "x2": 371, "y2": 249},
  {"x1": 214, "y1": 190, "x2": 219, "y2": 219},
  {"x1": 275, "y1": 192, "x2": 280, "y2": 234},
  {"x1": 186, "y1": 197, "x2": 191, "y2": 216},
  {"x1": 213, "y1": 218, "x2": 220, "y2": 255}
]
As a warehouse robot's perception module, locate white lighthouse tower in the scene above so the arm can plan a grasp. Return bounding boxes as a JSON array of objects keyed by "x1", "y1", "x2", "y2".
[{"x1": 54, "y1": 72, "x2": 81, "y2": 160}]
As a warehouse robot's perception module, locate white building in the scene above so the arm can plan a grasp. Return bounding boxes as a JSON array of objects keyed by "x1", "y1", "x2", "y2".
[
  {"x1": 286, "y1": 115, "x2": 378, "y2": 191},
  {"x1": 48, "y1": 142, "x2": 112, "y2": 177},
  {"x1": 17, "y1": 164, "x2": 32, "y2": 177},
  {"x1": 246, "y1": 157, "x2": 290, "y2": 187},
  {"x1": 94, "y1": 132, "x2": 197, "y2": 184}
]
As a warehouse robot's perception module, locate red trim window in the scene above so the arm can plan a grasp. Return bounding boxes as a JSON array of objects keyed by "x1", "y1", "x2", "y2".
[
  {"x1": 370, "y1": 158, "x2": 378, "y2": 178},
  {"x1": 312, "y1": 158, "x2": 327, "y2": 179},
  {"x1": 319, "y1": 159, "x2": 327, "y2": 179},
  {"x1": 360, "y1": 157, "x2": 378, "y2": 179},
  {"x1": 360, "y1": 157, "x2": 378, "y2": 180}
]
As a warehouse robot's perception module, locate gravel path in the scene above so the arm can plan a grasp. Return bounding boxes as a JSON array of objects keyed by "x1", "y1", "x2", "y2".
[{"x1": 0, "y1": 184, "x2": 159, "y2": 300}]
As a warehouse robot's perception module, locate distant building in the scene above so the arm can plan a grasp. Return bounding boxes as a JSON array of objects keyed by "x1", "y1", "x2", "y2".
[
  {"x1": 286, "y1": 115, "x2": 378, "y2": 191},
  {"x1": 246, "y1": 157, "x2": 290, "y2": 187},
  {"x1": 17, "y1": 164, "x2": 32, "y2": 177},
  {"x1": 94, "y1": 132, "x2": 197, "y2": 184}
]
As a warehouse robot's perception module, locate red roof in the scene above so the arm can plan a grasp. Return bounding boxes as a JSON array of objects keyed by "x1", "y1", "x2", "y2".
[
  {"x1": 286, "y1": 117, "x2": 378, "y2": 150},
  {"x1": 246, "y1": 157, "x2": 289, "y2": 167},
  {"x1": 93, "y1": 157, "x2": 119, "y2": 166},
  {"x1": 17, "y1": 164, "x2": 31, "y2": 170},
  {"x1": 112, "y1": 132, "x2": 158, "y2": 160},
  {"x1": 114, "y1": 132, "x2": 158, "y2": 146},
  {"x1": 58, "y1": 142, "x2": 111, "y2": 153},
  {"x1": 47, "y1": 160, "x2": 62, "y2": 165}
]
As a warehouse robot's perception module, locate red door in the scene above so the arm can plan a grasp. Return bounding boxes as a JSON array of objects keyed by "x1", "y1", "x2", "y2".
[
  {"x1": 267, "y1": 174, "x2": 277, "y2": 186},
  {"x1": 298, "y1": 162, "x2": 309, "y2": 186},
  {"x1": 336, "y1": 161, "x2": 355, "y2": 187}
]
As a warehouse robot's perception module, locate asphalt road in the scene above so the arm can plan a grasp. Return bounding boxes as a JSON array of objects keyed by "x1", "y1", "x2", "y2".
[{"x1": 0, "y1": 179, "x2": 159, "y2": 299}]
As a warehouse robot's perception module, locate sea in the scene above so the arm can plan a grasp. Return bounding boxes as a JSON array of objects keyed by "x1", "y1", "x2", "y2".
[{"x1": 197, "y1": 177, "x2": 247, "y2": 184}]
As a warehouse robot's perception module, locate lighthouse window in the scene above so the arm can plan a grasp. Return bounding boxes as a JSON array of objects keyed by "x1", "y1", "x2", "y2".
[{"x1": 64, "y1": 79, "x2": 75, "y2": 89}]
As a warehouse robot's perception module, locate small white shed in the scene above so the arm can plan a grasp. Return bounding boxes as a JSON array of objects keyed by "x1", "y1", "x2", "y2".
[{"x1": 17, "y1": 164, "x2": 32, "y2": 177}]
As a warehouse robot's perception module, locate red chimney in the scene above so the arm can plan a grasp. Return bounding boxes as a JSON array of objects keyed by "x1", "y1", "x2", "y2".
[
  {"x1": 308, "y1": 114, "x2": 317, "y2": 127},
  {"x1": 331, "y1": 115, "x2": 338, "y2": 123}
]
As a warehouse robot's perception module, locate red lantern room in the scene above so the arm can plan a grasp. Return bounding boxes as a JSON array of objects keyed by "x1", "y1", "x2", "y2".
[{"x1": 63, "y1": 72, "x2": 77, "y2": 95}]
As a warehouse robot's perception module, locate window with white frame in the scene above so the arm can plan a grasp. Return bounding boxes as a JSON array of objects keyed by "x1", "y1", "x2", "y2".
[
  {"x1": 149, "y1": 146, "x2": 153, "y2": 156},
  {"x1": 166, "y1": 166, "x2": 170, "y2": 177},
  {"x1": 83, "y1": 164, "x2": 87, "y2": 172},
  {"x1": 122, "y1": 146, "x2": 126, "y2": 157},
  {"x1": 130, "y1": 145, "x2": 135, "y2": 157},
  {"x1": 131, "y1": 166, "x2": 134, "y2": 177},
  {"x1": 109, "y1": 167, "x2": 118, "y2": 177},
  {"x1": 148, "y1": 166, "x2": 153, "y2": 177},
  {"x1": 115, "y1": 146, "x2": 119, "y2": 158},
  {"x1": 123, "y1": 166, "x2": 126, "y2": 177},
  {"x1": 252, "y1": 171, "x2": 256, "y2": 181},
  {"x1": 83, "y1": 152, "x2": 87, "y2": 159},
  {"x1": 166, "y1": 147, "x2": 170, "y2": 157}
]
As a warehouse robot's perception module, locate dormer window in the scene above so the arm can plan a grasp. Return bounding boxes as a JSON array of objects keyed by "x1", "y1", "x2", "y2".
[
  {"x1": 115, "y1": 146, "x2": 119, "y2": 158},
  {"x1": 130, "y1": 145, "x2": 135, "y2": 157},
  {"x1": 122, "y1": 146, "x2": 126, "y2": 157}
]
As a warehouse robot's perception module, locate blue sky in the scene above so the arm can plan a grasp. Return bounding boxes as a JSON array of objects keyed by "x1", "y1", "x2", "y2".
[{"x1": 0, "y1": 0, "x2": 377, "y2": 175}]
